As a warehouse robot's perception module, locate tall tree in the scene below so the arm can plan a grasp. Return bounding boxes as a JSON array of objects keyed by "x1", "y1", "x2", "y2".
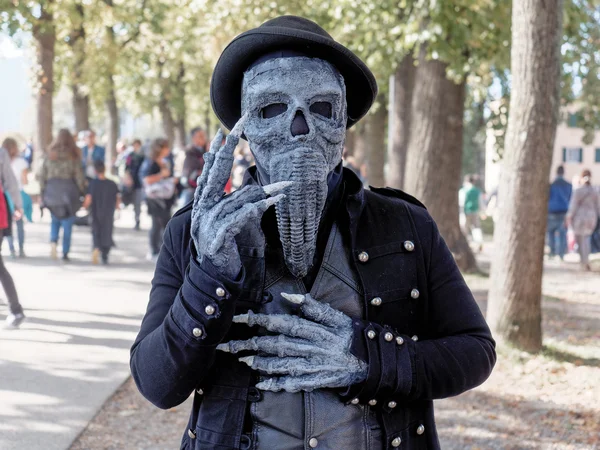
[
  {"x1": 68, "y1": 2, "x2": 90, "y2": 133},
  {"x1": 386, "y1": 53, "x2": 416, "y2": 189},
  {"x1": 404, "y1": 49, "x2": 477, "y2": 272},
  {"x1": 487, "y1": 0, "x2": 563, "y2": 352},
  {"x1": 33, "y1": 2, "x2": 56, "y2": 156},
  {"x1": 365, "y1": 95, "x2": 387, "y2": 187}
]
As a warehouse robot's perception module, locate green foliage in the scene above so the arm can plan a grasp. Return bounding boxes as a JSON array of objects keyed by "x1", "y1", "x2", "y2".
[{"x1": 1, "y1": 0, "x2": 598, "y2": 147}]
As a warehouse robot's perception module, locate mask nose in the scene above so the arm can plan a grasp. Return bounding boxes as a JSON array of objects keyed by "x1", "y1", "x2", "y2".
[{"x1": 291, "y1": 111, "x2": 309, "y2": 137}]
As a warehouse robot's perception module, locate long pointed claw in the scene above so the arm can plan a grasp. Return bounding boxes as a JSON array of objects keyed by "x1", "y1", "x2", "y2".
[
  {"x1": 264, "y1": 194, "x2": 285, "y2": 208},
  {"x1": 231, "y1": 311, "x2": 331, "y2": 341},
  {"x1": 216, "y1": 343, "x2": 231, "y2": 352},
  {"x1": 230, "y1": 112, "x2": 249, "y2": 137},
  {"x1": 233, "y1": 313, "x2": 250, "y2": 324},
  {"x1": 281, "y1": 293, "x2": 305, "y2": 305},
  {"x1": 238, "y1": 355, "x2": 255, "y2": 367},
  {"x1": 263, "y1": 181, "x2": 294, "y2": 196},
  {"x1": 298, "y1": 293, "x2": 351, "y2": 328},
  {"x1": 209, "y1": 129, "x2": 225, "y2": 154}
]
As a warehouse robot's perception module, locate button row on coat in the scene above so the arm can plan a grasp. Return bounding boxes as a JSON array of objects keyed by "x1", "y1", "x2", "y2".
[
  {"x1": 389, "y1": 425, "x2": 425, "y2": 447},
  {"x1": 358, "y1": 241, "x2": 415, "y2": 265},
  {"x1": 370, "y1": 288, "x2": 419, "y2": 308}
]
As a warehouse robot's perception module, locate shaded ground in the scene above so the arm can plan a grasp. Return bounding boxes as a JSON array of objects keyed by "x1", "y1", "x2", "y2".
[
  {"x1": 70, "y1": 249, "x2": 600, "y2": 450},
  {"x1": 0, "y1": 208, "x2": 155, "y2": 450}
]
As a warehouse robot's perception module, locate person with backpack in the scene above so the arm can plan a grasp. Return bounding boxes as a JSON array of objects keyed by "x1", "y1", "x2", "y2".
[
  {"x1": 0, "y1": 139, "x2": 25, "y2": 328},
  {"x1": 39, "y1": 129, "x2": 87, "y2": 261}
]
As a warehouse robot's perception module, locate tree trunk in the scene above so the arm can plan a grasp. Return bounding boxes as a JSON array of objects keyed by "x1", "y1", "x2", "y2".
[
  {"x1": 487, "y1": 0, "x2": 563, "y2": 353},
  {"x1": 175, "y1": 119, "x2": 186, "y2": 149},
  {"x1": 70, "y1": 3, "x2": 89, "y2": 133},
  {"x1": 353, "y1": 123, "x2": 366, "y2": 168},
  {"x1": 173, "y1": 63, "x2": 187, "y2": 149},
  {"x1": 34, "y1": 4, "x2": 56, "y2": 157},
  {"x1": 159, "y1": 93, "x2": 175, "y2": 146},
  {"x1": 404, "y1": 52, "x2": 477, "y2": 272},
  {"x1": 344, "y1": 128, "x2": 356, "y2": 156},
  {"x1": 387, "y1": 54, "x2": 416, "y2": 189},
  {"x1": 72, "y1": 85, "x2": 90, "y2": 133},
  {"x1": 365, "y1": 95, "x2": 387, "y2": 187},
  {"x1": 105, "y1": 75, "x2": 119, "y2": 166}
]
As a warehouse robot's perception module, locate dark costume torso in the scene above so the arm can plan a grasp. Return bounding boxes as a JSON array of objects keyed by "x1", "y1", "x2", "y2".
[
  {"x1": 251, "y1": 223, "x2": 382, "y2": 449},
  {"x1": 130, "y1": 168, "x2": 496, "y2": 450}
]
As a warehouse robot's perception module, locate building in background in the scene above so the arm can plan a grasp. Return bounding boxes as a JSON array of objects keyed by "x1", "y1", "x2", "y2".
[{"x1": 486, "y1": 112, "x2": 600, "y2": 193}]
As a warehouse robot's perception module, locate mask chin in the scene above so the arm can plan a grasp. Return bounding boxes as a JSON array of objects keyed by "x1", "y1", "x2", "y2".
[{"x1": 269, "y1": 148, "x2": 329, "y2": 278}]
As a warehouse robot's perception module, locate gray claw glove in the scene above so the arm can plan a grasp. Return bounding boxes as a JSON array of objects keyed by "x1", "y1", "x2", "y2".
[
  {"x1": 217, "y1": 293, "x2": 368, "y2": 393},
  {"x1": 191, "y1": 114, "x2": 290, "y2": 279}
]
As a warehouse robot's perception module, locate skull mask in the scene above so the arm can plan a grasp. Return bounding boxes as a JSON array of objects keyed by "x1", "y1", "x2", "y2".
[{"x1": 242, "y1": 56, "x2": 347, "y2": 278}]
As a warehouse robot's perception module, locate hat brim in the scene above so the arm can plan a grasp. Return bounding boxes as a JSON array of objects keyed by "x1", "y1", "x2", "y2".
[{"x1": 210, "y1": 27, "x2": 378, "y2": 131}]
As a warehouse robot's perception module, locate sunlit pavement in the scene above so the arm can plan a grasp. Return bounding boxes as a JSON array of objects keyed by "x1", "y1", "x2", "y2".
[{"x1": 0, "y1": 207, "x2": 155, "y2": 450}]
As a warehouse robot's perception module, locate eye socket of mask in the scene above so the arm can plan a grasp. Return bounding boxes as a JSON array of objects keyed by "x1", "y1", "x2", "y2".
[
  {"x1": 261, "y1": 103, "x2": 288, "y2": 119},
  {"x1": 309, "y1": 101, "x2": 333, "y2": 119}
]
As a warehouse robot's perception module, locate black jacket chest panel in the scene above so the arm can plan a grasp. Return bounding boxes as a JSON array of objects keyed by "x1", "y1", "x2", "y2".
[{"x1": 351, "y1": 191, "x2": 424, "y2": 333}]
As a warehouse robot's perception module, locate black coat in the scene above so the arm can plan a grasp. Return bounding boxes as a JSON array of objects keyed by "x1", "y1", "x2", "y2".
[{"x1": 131, "y1": 168, "x2": 496, "y2": 449}]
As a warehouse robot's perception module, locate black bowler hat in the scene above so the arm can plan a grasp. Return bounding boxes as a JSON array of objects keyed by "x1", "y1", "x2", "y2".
[{"x1": 210, "y1": 16, "x2": 378, "y2": 130}]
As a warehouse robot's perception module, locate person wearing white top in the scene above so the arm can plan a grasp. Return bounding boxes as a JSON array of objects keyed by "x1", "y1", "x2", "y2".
[{"x1": 7, "y1": 147, "x2": 29, "y2": 257}]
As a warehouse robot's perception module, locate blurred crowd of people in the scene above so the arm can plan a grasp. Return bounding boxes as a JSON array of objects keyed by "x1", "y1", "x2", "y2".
[
  {"x1": 0, "y1": 126, "x2": 256, "y2": 328},
  {"x1": 459, "y1": 166, "x2": 600, "y2": 271}
]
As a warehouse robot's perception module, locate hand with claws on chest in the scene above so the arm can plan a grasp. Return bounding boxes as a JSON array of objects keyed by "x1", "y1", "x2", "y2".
[{"x1": 191, "y1": 55, "x2": 367, "y2": 393}]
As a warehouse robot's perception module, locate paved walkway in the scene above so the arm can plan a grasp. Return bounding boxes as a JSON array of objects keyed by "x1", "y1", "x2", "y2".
[{"x1": 0, "y1": 208, "x2": 155, "y2": 450}]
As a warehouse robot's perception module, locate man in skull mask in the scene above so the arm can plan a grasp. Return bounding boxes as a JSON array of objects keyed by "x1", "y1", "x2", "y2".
[{"x1": 131, "y1": 16, "x2": 496, "y2": 450}]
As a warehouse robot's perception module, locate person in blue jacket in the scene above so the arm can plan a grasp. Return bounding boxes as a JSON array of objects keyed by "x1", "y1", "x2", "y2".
[
  {"x1": 131, "y1": 16, "x2": 496, "y2": 450},
  {"x1": 547, "y1": 165, "x2": 572, "y2": 260},
  {"x1": 81, "y1": 130, "x2": 106, "y2": 179}
]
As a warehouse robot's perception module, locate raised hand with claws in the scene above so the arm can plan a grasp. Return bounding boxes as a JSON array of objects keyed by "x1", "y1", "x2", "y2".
[
  {"x1": 190, "y1": 114, "x2": 291, "y2": 279},
  {"x1": 217, "y1": 292, "x2": 368, "y2": 392}
]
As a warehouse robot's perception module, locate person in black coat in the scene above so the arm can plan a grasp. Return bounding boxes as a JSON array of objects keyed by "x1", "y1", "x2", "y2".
[{"x1": 131, "y1": 16, "x2": 495, "y2": 450}]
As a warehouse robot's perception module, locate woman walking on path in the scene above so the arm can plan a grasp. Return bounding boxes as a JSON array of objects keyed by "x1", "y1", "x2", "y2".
[
  {"x1": 143, "y1": 138, "x2": 176, "y2": 262},
  {"x1": 0, "y1": 140, "x2": 25, "y2": 328},
  {"x1": 3, "y1": 138, "x2": 30, "y2": 257},
  {"x1": 39, "y1": 129, "x2": 87, "y2": 262},
  {"x1": 567, "y1": 169, "x2": 600, "y2": 271}
]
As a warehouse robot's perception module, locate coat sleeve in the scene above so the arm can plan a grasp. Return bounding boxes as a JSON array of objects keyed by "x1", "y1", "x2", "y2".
[
  {"x1": 345, "y1": 210, "x2": 496, "y2": 404},
  {"x1": 130, "y1": 221, "x2": 244, "y2": 409}
]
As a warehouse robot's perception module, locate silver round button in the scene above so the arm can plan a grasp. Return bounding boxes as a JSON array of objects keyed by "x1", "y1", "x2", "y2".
[
  {"x1": 192, "y1": 327, "x2": 203, "y2": 338},
  {"x1": 368, "y1": 399, "x2": 377, "y2": 406},
  {"x1": 196, "y1": 388, "x2": 204, "y2": 395},
  {"x1": 216, "y1": 287, "x2": 226, "y2": 297},
  {"x1": 384, "y1": 332, "x2": 394, "y2": 342},
  {"x1": 410, "y1": 288, "x2": 420, "y2": 299},
  {"x1": 370, "y1": 297, "x2": 382, "y2": 306},
  {"x1": 350, "y1": 398, "x2": 360, "y2": 405},
  {"x1": 205, "y1": 305, "x2": 216, "y2": 315},
  {"x1": 396, "y1": 336, "x2": 404, "y2": 346},
  {"x1": 403, "y1": 240, "x2": 415, "y2": 252},
  {"x1": 417, "y1": 424, "x2": 425, "y2": 435},
  {"x1": 367, "y1": 330, "x2": 377, "y2": 340},
  {"x1": 391, "y1": 437, "x2": 402, "y2": 447},
  {"x1": 358, "y1": 251, "x2": 369, "y2": 263},
  {"x1": 309, "y1": 437, "x2": 318, "y2": 448},
  {"x1": 188, "y1": 429, "x2": 196, "y2": 439},
  {"x1": 412, "y1": 335, "x2": 419, "y2": 342},
  {"x1": 388, "y1": 401, "x2": 397, "y2": 408}
]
